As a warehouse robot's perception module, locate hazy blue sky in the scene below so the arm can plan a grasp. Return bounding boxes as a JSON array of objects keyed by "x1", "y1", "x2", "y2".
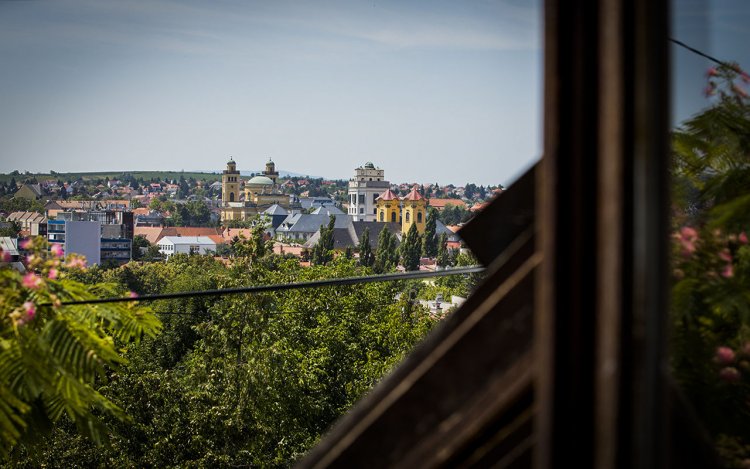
[
  {"x1": 0, "y1": 0, "x2": 542, "y2": 186},
  {"x1": 672, "y1": 0, "x2": 750, "y2": 123}
]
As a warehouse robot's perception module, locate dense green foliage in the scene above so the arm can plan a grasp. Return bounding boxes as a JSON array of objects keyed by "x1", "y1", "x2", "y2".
[
  {"x1": 311, "y1": 215, "x2": 335, "y2": 266},
  {"x1": 0, "y1": 239, "x2": 161, "y2": 458},
  {"x1": 670, "y1": 63, "x2": 750, "y2": 466},
  {"x1": 374, "y1": 227, "x2": 399, "y2": 274},
  {"x1": 438, "y1": 204, "x2": 471, "y2": 226},
  {"x1": 400, "y1": 224, "x2": 422, "y2": 272},
  {"x1": 9, "y1": 247, "x2": 438, "y2": 467},
  {"x1": 358, "y1": 228, "x2": 374, "y2": 268},
  {"x1": 422, "y1": 209, "x2": 438, "y2": 258}
]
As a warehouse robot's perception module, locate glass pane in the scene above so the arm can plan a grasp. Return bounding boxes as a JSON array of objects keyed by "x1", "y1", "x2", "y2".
[
  {"x1": 0, "y1": 1, "x2": 540, "y2": 466},
  {"x1": 671, "y1": 0, "x2": 750, "y2": 464}
]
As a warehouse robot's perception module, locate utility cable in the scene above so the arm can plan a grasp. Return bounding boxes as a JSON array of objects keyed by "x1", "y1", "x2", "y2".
[{"x1": 42, "y1": 265, "x2": 485, "y2": 307}]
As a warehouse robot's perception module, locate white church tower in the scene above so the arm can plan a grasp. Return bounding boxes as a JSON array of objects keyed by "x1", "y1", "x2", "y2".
[{"x1": 347, "y1": 162, "x2": 390, "y2": 221}]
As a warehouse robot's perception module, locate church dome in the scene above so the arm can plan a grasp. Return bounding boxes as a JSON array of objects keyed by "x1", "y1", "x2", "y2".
[
  {"x1": 364, "y1": 162, "x2": 375, "y2": 169},
  {"x1": 247, "y1": 175, "x2": 274, "y2": 186}
]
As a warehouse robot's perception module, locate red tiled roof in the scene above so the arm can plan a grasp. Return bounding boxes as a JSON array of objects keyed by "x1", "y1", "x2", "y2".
[
  {"x1": 402, "y1": 186, "x2": 424, "y2": 201},
  {"x1": 377, "y1": 189, "x2": 399, "y2": 201},
  {"x1": 428, "y1": 199, "x2": 466, "y2": 209}
]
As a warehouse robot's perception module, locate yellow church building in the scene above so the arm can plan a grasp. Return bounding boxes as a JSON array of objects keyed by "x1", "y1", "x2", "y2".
[
  {"x1": 220, "y1": 158, "x2": 291, "y2": 222},
  {"x1": 376, "y1": 185, "x2": 427, "y2": 235}
]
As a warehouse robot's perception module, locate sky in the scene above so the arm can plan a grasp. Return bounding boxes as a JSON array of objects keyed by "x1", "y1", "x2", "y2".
[
  {"x1": 672, "y1": 0, "x2": 750, "y2": 124},
  {"x1": 0, "y1": 0, "x2": 542, "y2": 186}
]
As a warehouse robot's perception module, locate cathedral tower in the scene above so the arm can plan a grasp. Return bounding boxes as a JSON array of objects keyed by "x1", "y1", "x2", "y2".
[
  {"x1": 222, "y1": 158, "x2": 240, "y2": 204},
  {"x1": 376, "y1": 189, "x2": 401, "y2": 224},
  {"x1": 263, "y1": 158, "x2": 279, "y2": 184},
  {"x1": 400, "y1": 186, "x2": 426, "y2": 235}
]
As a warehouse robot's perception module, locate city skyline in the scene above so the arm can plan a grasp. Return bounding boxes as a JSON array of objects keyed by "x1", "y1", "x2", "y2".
[{"x1": 0, "y1": 0, "x2": 542, "y2": 186}]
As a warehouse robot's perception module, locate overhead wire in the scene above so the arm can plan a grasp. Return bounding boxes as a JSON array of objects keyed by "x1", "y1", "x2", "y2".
[{"x1": 40, "y1": 265, "x2": 485, "y2": 307}]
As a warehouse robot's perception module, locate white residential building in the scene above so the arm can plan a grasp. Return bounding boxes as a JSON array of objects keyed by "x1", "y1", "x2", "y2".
[
  {"x1": 157, "y1": 236, "x2": 217, "y2": 258},
  {"x1": 347, "y1": 162, "x2": 390, "y2": 221}
]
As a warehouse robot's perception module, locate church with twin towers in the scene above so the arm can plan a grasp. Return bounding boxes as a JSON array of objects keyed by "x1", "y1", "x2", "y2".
[{"x1": 220, "y1": 158, "x2": 426, "y2": 236}]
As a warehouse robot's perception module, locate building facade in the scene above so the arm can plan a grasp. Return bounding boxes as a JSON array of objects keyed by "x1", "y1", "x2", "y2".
[
  {"x1": 48, "y1": 220, "x2": 102, "y2": 265},
  {"x1": 220, "y1": 158, "x2": 292, "y2": 222},
  {"x1": 347, "y1": 162, "x2": 390, "y2": 222},
  {"x1": 376, "y1": 186, "x2": 427, "y2": 235},
  {"x1": 157, "y1": 236, "x2": 217, "y2": 258}
]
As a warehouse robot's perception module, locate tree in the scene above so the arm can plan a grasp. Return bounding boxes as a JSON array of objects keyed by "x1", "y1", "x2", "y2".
[
  {"x1": 9, "y1": 258, "x2": 439, "y2": 468},
  {"x1": 358, "y1": 228, "x2": 374, "y2": 268},
  {"x1": 375, "y1": 227, "x2": 398, "y2": 273},
  {"x1": 131, "y1": 235, "x2": 150, "y2": 260},
  {"x1": 311, "y1": 215, "x2": 335, "y2": 266},
  {"x1": 668, "y1": 62, "x2": 750, "y2": 465},
  {"x1": 400, "y1": 224, "x2": 422, "y2": 271},
  {"x1": 422, "y1": 208, "x2": 438, "y2": 258},
  {"x1": 0, "y1": 238, "x2": 161, "y2": 457},
  {"x1": 0, "y1": 221, "x2": 20, "y2": 238},
  {"x1": 436, "y1": 232, "x2": 452, "y2": 268}
]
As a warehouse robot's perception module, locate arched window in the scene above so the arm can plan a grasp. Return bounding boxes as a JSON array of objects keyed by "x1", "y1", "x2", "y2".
[
  {"x1": 417, "y1": 212, "x2": 423, "y2": 223},
  {"x1": 391, "y1": 212, "x2": 396, "y2": 222},
  {"x1": 406, "y1": 212, "x2": 410, "y2": 222},
  {"x1": 230, "y1": 192, "x2": 235, "y2": 202},
  {"x1": 379, "y1": 211, "x2": 384, "y2": 222}
]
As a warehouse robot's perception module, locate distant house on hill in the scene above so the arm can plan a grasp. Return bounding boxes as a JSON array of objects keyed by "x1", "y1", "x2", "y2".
[
  {"x1": 157, "y1": 236, "x2": 216, "y2": 258},
  {"x1": 7, "y1": 211, "x2": 47, "y2": 236},
  {"x1": 428, "y1": 198, "x2": 467, "y2": 211},
  {"x1": 134, "y1": 226, "x2": 224, "y2": 245},
  {"x1": 14, "y1": 184, "x2": 43, "y2": 201}
]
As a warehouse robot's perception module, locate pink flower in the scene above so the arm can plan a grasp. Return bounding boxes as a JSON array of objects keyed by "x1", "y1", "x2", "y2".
[
  {"x1": 742, "y1": 72, "x2": 750, "y2": 84},
  {"x1": 707, "y1": 67, "x2": 719, "y2": 77},
  {"x1": 716, "y1": 346, "x2": 736, "y2": 365},
  {"x1": 22, "y1": 301, "x2": 35, "y2": 319},
  {"x1": 47, "y1": 268, "x2": 58, "y2": 280},
  {"x1": 677, "y1": 226, "x2": 699, "y2": 256},
  {"x1": 703, "y1": 86, "x2": 715, "y2": 97},
  {"x1": 65, "y1": 257, "x2": 87, "y2": 269},
  {"x1": 733, "y1": 84, "x2": 749, "y2": 98},
  {"x1": 722, "y1": 264, "x2": 734, "y2": 278},
  {"x1": 740, "y1": 232, "x2": 748, "y2": 244},
  {"x1": 719, "y1": 249, "x2": 733, "y2": 262},
  {"x1": 18, "y1": 239, "x2": 31, "y2": 250},
  {"x1": 22, "y1": 273, "x2": 42, "y2": 290},
  {"x1": 50, "y1": 244, "x2": 64, "y2": 257},
  {"x1": 0, "y1": 249, "x2": 10, "y2": 263},
  {"x1": 719, "y1": 367, "x2": 741, "y2": 383},
  {"x1": 129, "y1": 291, "x2": 139, "y2": 299}
]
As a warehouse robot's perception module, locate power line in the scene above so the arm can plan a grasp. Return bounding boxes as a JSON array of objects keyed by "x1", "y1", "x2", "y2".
[
  {"x1": 42, "y1": 266, "x2": 485, "y2": 307},
  {"x1": 669, "y1": 37, "x2": 748, "y2": 76}
]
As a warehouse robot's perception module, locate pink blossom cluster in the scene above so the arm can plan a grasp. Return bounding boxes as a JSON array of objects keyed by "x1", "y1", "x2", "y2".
[
  {"x1": 714, "y1": 345, "x2": 750, "y2": 383},
  {"x1": 675, "y1": 226, "x2": 699, "y2": 256}
]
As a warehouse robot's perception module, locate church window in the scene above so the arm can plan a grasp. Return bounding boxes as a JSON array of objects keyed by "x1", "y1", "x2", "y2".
[
  {"x1": 359, "y1": 208, "x2": 364, "y2": 214},
  {"x1": 379, "y1": 212, "x2": 384, "y2": 222},
  {"x1": 230, "y1": 193, "x2": 235, "y2": 202},
  {"x1": 405, "y1": 212, "x2": 410, "y2": 222},
  {"x1": 391, "y1": 212, "x2": 396, "y2": 223},
  {"x1": 359, "y1": 194, "x2": 365, "y2": 204},
  {"x1": 417, "y1": 212, "x2": 423, "y2": 223},
  {"x1": 373, "y1": 194, "x2": 378, "y2": 203}
]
